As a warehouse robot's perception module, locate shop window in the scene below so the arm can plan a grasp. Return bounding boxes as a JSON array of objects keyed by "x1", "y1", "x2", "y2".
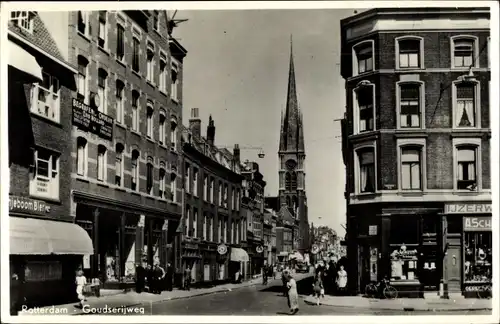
[
  {"x1": 115, "y1": 143, "x2": 124, "y2": 186},
  {"x1": 464, "y1": 232, "x2": 492, "y2": 283},
  {"x1": 31, "y1": 71, "x2": 60, "y2": 123},
  {"x1": 97, "y1": 145, "x2": 107, "y2": 182},
  {"x1": 146, "y1": 157, "x2": 154, "y2": 195},
  {"x1": 98, "y1": 11, "x2": 108, "y2": 49},
  {"x1": 146, "y1": 102, "x2": 154, "y2": 138},
  {"x1": 390, "y1": 217, "x2": 419, "y2": 282},
  {"x1": 97, "y1": 68, "x2": 107, "y2": 114},
  {"x1": 76, "y1": 137, "x2": 88, "y2": 176},
  {"x1": 30, "y1": 148, "x2": 60, "y2": 199},
  {"x1": 77, "y1": 56, "x2": 89, "y2": 103},
  {"x1": 131, "y1": 90, "x2": 140, "y2": 132},
  {"x1": 158, "y1": 110, "x2": 166, "y2": 144},
  {"x1": 131, "y1": 150, "x2": 140, "y2": 191},
  {"x1": 357, "y1": 148, "x2": 375, "y2": 193},
  {"x1": 24, "y1": 261, "x2": 62, "y2": 282}
]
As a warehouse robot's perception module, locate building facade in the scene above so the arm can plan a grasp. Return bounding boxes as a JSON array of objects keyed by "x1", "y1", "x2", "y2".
[
  {"x1": 8, "y1": 11, "x2": 93, "y2": 309},
  {"x1": 181, "y1": 109, "x2": 245, "y2": 285},
  {"x1": 340, "y1": 8, "x2": 491, "y2": 298},
  {"x1": 68, "y1": 10, "x2": 185, "y2": 288}
]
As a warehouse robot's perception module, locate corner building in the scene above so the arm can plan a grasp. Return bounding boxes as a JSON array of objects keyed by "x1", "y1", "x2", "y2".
[
  {"x1": 340, "y1": 8, "x2": 491, "y2": 298},
  {"x1": 68, "y1": 10, "x2": 186, "y2": 288}
]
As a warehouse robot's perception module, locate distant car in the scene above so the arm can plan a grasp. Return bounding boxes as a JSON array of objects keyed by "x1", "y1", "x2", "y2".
[{"x1": 296, "y1": 263, "x2": 309, "y2": 273}]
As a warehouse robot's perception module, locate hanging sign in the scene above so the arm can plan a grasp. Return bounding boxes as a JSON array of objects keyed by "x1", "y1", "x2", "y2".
[
  {"x1": 256, "y1": 245, "x2": 264, "y2": 254},
  {"x1": 217, "y1": 244, "x2": 228, "y2": 255}
]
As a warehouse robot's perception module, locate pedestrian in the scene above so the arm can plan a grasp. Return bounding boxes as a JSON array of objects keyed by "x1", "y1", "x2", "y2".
[
  {"x1": 281, "y1": 269, "x2": 289, "y2": 300},
  {"x1": 74, "y1": 269, "x2": 87, "y2": 309},
  {"x1": 273, "y1": 264, "x2": 277, "y2": 280},
  {"x1": 336, "y1": 265, "x2": 348, "y2": 295},
  {"x1": 166, "y1": 263, "x2": 174, "y2": 291},
  {"x1": 146, "y1": 264, "x2": 153, "y2": 293},
  {"x1": 135, "y1": 263, "x2": 146, "y2": 293},
  {"x1": 184, "y1": 266, "x2": 191, "y2": 291},
  {"x1": 263, "y1": 266, "x2": 268, "y2": 285},
  {"x1": 286, "y1": 273, "x2": 299, "y2": 314},
  {"x1": 153, "y1": 263, "x2": 166, "y2": 294},
  {"x1": 312, "y1": 271, "x2": 324, "y2": 306}
]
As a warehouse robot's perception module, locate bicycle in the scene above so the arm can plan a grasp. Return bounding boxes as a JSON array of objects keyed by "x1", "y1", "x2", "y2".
[{"x1": 365, "y1": 278, "x2": 398, "y2": 299}]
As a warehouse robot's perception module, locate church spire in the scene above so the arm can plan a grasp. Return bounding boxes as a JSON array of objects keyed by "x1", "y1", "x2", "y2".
[{"x1": 279, "y1": 35, "x2": 304, "y2": 153}]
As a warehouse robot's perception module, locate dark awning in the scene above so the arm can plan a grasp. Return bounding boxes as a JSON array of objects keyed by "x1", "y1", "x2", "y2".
[{"x1": 10, "y1": 217, "x2": 94, "y2": 255}]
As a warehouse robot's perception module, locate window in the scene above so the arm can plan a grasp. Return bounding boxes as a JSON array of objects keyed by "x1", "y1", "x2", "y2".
[
  {"x1": 218, "y1": 219, "x2": 222, "y2": 242},
  {"x1": 146, "y1": 42, "x2": 155, "y2": 83},
  {"x1": 132, "y1": 37, "x2": 140, "y2": 72},
  {"x1": 116, "y1": 24, "x2": 125, "y2": 62},
  {"x1": 132, "y1": 91, "x2": 140, "y2": 131},
  {"x1": 203, "y1": 214, "x2": 207, "y2": 240},
  {"x1": 224, "y1": 219, "x2": 228, "y2": 242},
  {"x1": 77, "y1": 11, "x2": 89, "y2": 35},
  {"x1": 131, "y1": 150, "x2": 140, "y2": 191},
  {"x1": 457, "y1": 147, "x2": 477, "y2": 190},
  {"x1": 193, "y1": 209, "x2": 198, "y2": 238},
  {"x1": 97, "y1": 145, "x2": 107, "y2": 182},
  {"x1": 219, "y1": 182, "x2": 223, "y2": 206},
  {"x1": 159, "y1": 163, "x2": 166, "y2": 198},
  {"x1": 398, "y1": 83, "x2": 422, "y2": 128},
  {"x1": 170, "y1": 171, "x2": 177, "y2": 202},
  {"x1": 203, "y1": 174, "x2": 208, "y2": 201},
  {"x1": 159, "y1": 111, "x2": 166, "y2": 144},
  {"x1": 186, "y1": 207, "x2": 191, "y2": 236},
  {"x1": 487, "y1": 37, "x2": 490, "y2": 68},
  {"x1": 24, "y1": 261, "x2": 62, "y2": 282},
  {"x1": 153, "y1": 11, "x2": 159, "y2": 31},
  {"x1": 193, "y1": 168, "x2": 199, "y2": 197},
  {"x1": 357, "y1": 148, "x2": 375, "y2": 193},
  {"x1": 401, "y1": 148, "x2": 422, "y2": 190},
  {"x1": 115, "y1": 80, "x2": 124, "y2": 123},
  {"x1": 236, "y1": 221, "x2": 240, "y2": 243},
  {"x1": 354, "y1": 82, "x2": 374, "y2": 133},
  {"x1": 115, "y1": 143, "x2": 124, "y2": 186},
  {"x1": 170, "y1": 118, "x2": 177, "y2": 149},
  {"x1": 146, "y1": 102, "x2": 154, "y2": 138},
  {"x1": 31, "y1": 71, "x2": 60, "y2": 122},
  {"x1": 210, "y1": 178, "x2": 215, "y2": 203},
  {"x1": 185, "y1": 163, "x2": 190, "y2": 193},
  {"x1": 76, "y1": 137, "x2": 87, "y2": 176},
  {"x1": 397, "y1": 38, "x2": 422, "y2": 69},
  {"x1": 10, "y1": 11, "x2": 33, "y2": 33},
  {"x1": 97, "y1": 69, "x2": 107, "y2": 113},
  {"x1": 159, "y1": 53, "x2": 168, "y2": 93},
  {"x1": 77, "y1": 56, "x2": 88, "y2": 103},
  {"x1": 290, "y1": 173, "x2": 297, "y2": 191},
  {"x1": 98, "y1": 11, "x2": 107, "y2": 49},
  {"x1": 353, "y1": 41, "x2": 374, "y2": 75},
  {"x1": 236, "y1": 189, "x2": 240, "y2": 210},
  {"x1": 231, "y1": 222, "x2": 235, "y2": 244},
  {"x1": 454, "y1": 82, "x2": 478, "y2": 128},
  {"x1": 452, "y1": 37, "x2": 475, "y2": 68},
  {"x1": 171, "y1": 61, "x2": 179, "y2": 101},
  {"x1": 224, "y1": 184, "x2": 229, "y2": 208},
  {"x1": 30, "y1": 148, "x2": 59, "y2": 199},
  {"x1": 145, "y1": 157, "x2": 153, "y2": 195},
  {"x1": 464, "y1": 232, "x2": 492, "y2": 283}
]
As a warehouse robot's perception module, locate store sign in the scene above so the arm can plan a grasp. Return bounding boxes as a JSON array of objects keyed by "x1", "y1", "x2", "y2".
[
  {"x1": 217, "y1": 244, "x2": 228, "y2": 255},
  {"x1": 368, "y1": 225, "x2": 377, "y2": 236},
  {"x1": 445, "y1": 203, "x2": 492, "y2": 214},
  {"x1": 72, "y1": 99, "x2": 113, "y2": 140},
  {"x1": 9, "y1": 195, "x2": 51, "y2": 215},
  {"x1": 463, "y1": 217, "x2": 492, "y2": 231},
  {"x1": 256, "y1": 245, "x2": 264, "y2": 253}
]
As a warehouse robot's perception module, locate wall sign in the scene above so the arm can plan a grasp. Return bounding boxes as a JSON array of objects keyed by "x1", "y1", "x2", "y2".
[
  {"x1": 217, "y1": 244, "x2": 227, "y2": 255},
  {"x1": 368, "y1": 225, "x2": 378, "y2": 236},
  {"x1": 72, "y1": 98, "x2": 113, "y2": 140},
  {"x1": 9, "y1": 195, "x2": 51, "y2": 215},
  {"x1": 463, "y1": 217, "x2": 492, "y2": 231},
  {"x1": 445, "y1": 203, "x2": 492, "y2": 214},
  {"x1": 256, "y1": 245, "x2": 264, "y2": 254}
]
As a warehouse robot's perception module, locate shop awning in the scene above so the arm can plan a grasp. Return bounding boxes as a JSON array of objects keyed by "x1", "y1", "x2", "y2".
[
  {"x1": 230, "y1": 248, "x2": 249, "y2": 262},
  {"x1": 8, "y1": 41, "x2": 43, "y2": 81},
  {"x1": 10, "y1": 217, "x2": 94, "y2": 255},
  {"x1": 289, "y1": 252, "x2": 304, "y2": 262}
]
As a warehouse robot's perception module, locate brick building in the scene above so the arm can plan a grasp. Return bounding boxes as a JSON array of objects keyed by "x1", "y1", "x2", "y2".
[
  {"x1": 7, "y1": 11, "x2": 93, "y2": 309},
  {"x1": 68, "y1": 10, "x2": 186, "y2": 289},
  {"x1": 181, "y1": 108, "x2": 245, "y2": 285},
  {"x1": 340, "y1": 8, "x2": 491, "y2": 298}
]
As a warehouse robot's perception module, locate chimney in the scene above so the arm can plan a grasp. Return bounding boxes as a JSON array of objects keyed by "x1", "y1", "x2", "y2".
[
  {"x1": 233, "y1": 144, "x2": 240, "y2": 164},
  {"x1": 189, "y1": 108, "x2": 201, "y2": 138},
  {"x1": 207, "y1": 115, "x2": 215, "y2": 146}
]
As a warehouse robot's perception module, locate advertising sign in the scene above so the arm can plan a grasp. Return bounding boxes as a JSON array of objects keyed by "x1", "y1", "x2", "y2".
[
  {"x1": 463, "y1": 217, "x2": 492, "y2": 231},
  {"x1": 72, "y1": 98, "x2": 113, "y2": 140},
  {"x1": 445, "y1": 203, "x2": 492, "y2": 214},
  {"x1": 217, "y1": 244, "x2": 228, "y2": 255},
  {"x1": 9, "y1": 195, "x2": 51, "y2": 215}
]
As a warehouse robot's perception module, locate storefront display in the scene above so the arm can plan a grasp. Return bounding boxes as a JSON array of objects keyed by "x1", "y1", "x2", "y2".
[
  {"x1": 390, "y1": 245, "x2": 418, "y2": 282},
  {"x1": 464, "y1": 232, "x2": 492, "y2": 283}
]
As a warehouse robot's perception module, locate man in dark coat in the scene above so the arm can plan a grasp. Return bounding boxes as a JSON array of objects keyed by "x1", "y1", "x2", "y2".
[
  {"x1": 146, "y1": 264, "x2": 153, "y2": 293},
  {"x1": 183, "y1": 266, "x2": 191, "y2": 291},
  {"x1": 166, "y1": 263, "x2": 174, "y2": 291},
  {"x1": 135, "y1": 263, "x2": 146, "y2": 293},
  {"x1": 152, "y1": 264, "x2": 165, "y2": 294}
]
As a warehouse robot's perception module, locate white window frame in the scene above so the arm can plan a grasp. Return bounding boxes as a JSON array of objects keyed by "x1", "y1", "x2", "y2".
[
  {"x1": 396, "y1": 138, "x2": 427, "y2": 192},
  {"x1": 97, "y1": 68, "x2": 107, "y2": 114},
  {"x1": 115, "y1": 143, "x2": 124, "y2": 187},
  {"x1": 352, "y1": 80, "x2": 376, "y2": 134},
  {"x1": 131, "y1": 150, "x2": 140, "y2": 191},
  {"x1": 146, "y1": 158, "x2": 154, "y2": 195},
  {"x1": 77, "y1": 11, "x2": 90, "y2": 37},
  {"x1": 193, "y1": 168, "x2": 199, "y2": 197},
  {"x1": 352, "y1": 40, "x2": 375, "y2": 76},
  {"x1": 146, "y1": 102, "x2": 154, "y2": 138},
  {"x1": 450, "y1": 35, "x2": 479, "y2": 69},
  {"x1": 353, "y1": 141, "x2": 377, "y2": 195},
  {"x1": 451, "y1": 79, "x2": 481, "y2": 130},
  {"x1": 97, "y1": 145, "x2": 107, "y2": 182},
  {"x1": 115, "y1": 80, "x2": 124, "y2": 124},
  {"x1": 31, "y1": 71, "x2": 60, "y2": 123},
  {"x1": 209, "y1": 216, "x2": 213, "y2": 242},
  {"x1": 170, "y1": 172, "x2": 177, "y2": 202},
  {"x1": 186, "y1": 207, "x2": 191, "y2": 237},
  {"x1": 396, "y1": 81, "x2": 426, "y2": 129},
  {"x1": 170, "y1": 118, "x2": 177, "y2": 150},
  {"x1": 395, "y1": 36, "x2": 424, "y2": 70},
  {"x1": 159, "y1": 51, "x2": 168, "y2": 94},
  {"x1": 193, "y1": 209, "x2": 198, "y2": 238},
  {"x1": 159, "y1": 163, "x2": 166, "y2": 198},
  {"x1": 202, "y1": 214, "x2": 207, "y2": 240},
  {"x1": 77, "y1": 56, "x2": 89, "y2": 104},
  {"x1": 453, "y1": 138, "x2": 482, "y2": 191},
  {"x1": 97, "y1": 11, "x2": 108, "y2": 51},
  {"x1": 10, "y1": 11, "x2": 34, "y2": 34},
  {"x1": 132, "y1": 91, "x2": 140, "y2": 132},
  {"x1": 185, "y1": 163, "x2": 190, "y2": 193},
  {"x1": 76, "y1": 137, "x2": 88, "y2": 176},
  {"x1": 158, "y1": 110, "x2": 166, "y2": 145},
  {"x1": 171, "y1": 59, "x2": 179, "y2": 102},
  {"x1": 203, "y1": 174, "x2": 208, "y2": 201},
  {"x1": 210, "y1": 178, "x2": 215, "y2": 203},
  {"x1": 146, "y1": 40, "x2": 155, "y2": 84},
  {"x1": 30, "y1": 149, "x2": 60, "y2": 200}
]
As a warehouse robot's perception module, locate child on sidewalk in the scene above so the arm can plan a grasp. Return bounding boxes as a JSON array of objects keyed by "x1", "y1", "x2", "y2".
[{"x1": 75, "y1": 269, "x2": 87, "y2": 308}]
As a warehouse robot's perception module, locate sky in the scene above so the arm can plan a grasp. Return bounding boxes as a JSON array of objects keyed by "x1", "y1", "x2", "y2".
[{"x1": 174, "y1": 9, "x2": 358, "y2": 236}]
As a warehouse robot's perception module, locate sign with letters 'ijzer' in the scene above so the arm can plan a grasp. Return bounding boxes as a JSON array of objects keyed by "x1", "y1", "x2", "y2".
[
  {"x1": 463, "y1": 217, "x2": 491, "y2": 232},
  {"x1": 444, "y1": 203, "x2": 492, "y2": 214},
  {"x1": 72, "y1": 98, "x2": 113, "y2": 140}
]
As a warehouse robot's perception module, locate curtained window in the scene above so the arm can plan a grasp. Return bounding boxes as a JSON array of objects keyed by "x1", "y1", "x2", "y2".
[
  {"x1": 456, "y1": 83, "x2": 476, "y2": 127},
  {"x1": 358, "y1": 149, "x2": 375, "y2": 193},
  {"x1": 457, "y1": 147, "x2": 476, "y2": 189}
]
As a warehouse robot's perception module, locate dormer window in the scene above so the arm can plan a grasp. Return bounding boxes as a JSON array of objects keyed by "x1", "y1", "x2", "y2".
[
  {"x1": 10, "y1": 11, "x2": 34, "y2": 33},
  {"x1": 353, "y1": 40, "x2": 374, "y2": 75}
]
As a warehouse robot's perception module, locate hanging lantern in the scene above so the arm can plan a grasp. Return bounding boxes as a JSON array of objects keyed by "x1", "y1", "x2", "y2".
[{"x1": 258, "y1": 149, "x2": 265, "y2": 159}]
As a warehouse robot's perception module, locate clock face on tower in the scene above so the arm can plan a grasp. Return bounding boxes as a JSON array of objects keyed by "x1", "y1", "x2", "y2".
[{"x1": 285, "y1": 159, "x2": 297, "y2": 170}]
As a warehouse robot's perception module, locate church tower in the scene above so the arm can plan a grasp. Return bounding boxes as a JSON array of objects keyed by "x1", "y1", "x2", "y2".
[{"x1": 278, "y1": 36, "x2": 309, "y2": 252}]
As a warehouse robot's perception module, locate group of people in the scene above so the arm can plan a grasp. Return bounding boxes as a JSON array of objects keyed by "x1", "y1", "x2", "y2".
[
  {"x1": 262, "y1": 264, "x2": 277, "y2": 285},
  {"x1": 311, "y1": 261, "x2": 348, "y2": 305},
  {"x1": 135, "y1": 263, "x2": 175, "y2": 294}
]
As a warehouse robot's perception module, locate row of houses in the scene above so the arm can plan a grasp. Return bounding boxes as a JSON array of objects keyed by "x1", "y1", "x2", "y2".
[{"x1": 6, "y1": 9, "x2": 290, "y2": 310}]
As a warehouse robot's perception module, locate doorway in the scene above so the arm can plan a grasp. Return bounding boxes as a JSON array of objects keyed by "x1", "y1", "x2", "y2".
[{"x1": 446, "y1": 245, "x2": 462, "y2": 293}]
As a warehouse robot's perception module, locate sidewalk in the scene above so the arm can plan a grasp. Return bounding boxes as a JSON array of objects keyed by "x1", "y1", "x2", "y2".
[
  {"x1": 302, "y1": 294, "x2": 493, "y2": 312},
  {"x1": 20, "y1": 272, "x2": 312, "y2": 316}
]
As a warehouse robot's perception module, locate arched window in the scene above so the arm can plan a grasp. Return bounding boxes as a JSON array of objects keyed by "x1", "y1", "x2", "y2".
[
  {"x1": 290, "y1": 172, "x2": 297, "y2": 191},
  {"x1": 97, "y1": 145, "x2": 107, "y2": 182},
  {"x1": 159, "y1": 109, "x2": 166, "y2": 145},
  {"x1": 146, "y1": 101, "x2": 154, "y2": 138},
  {"x1": 285, "y1": 172, "x2": 291, "y2": 191},
  {"x1": 115, "y1": 143, "x2": 124, "y2": 186},
  {"x1": 131, "y1": 149, "x2": 140, "y2": 191},
  {"x1": 97, "y1": 68, "x2": 108, "y2": 113},
  {"x1": 159, "y1": 162, "x2": 166, "y2": 198},
  {"x1": 170, "y1": 116, "x2": 178, "y2": 150},
  {"x1": 146, "y1": 156, "x2": 154, "y2": 195},
  {"x1": 77, "y1": 56, "x2": 89, "y2": 102},
  {"x1": 76, "y1": 137, "x2": 87, "y2": 176},
  {"x1": 170, "y1": 165, "x2": 177, "y2": 202},
  {"x1": 115, "y1": 80, "x2": 125, "y2": 123},
  {"x1": 131, "y1": 90, "x2": 140, "y2": 131}
]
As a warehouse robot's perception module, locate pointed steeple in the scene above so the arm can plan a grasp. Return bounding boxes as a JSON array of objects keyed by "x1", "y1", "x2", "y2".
[{"x1": 279, "y1": 35, "x2": 305, "y2": 153}]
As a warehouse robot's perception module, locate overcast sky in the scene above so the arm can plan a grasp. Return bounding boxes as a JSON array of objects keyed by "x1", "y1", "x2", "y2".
[{"x1": 174, "y1": 9, "x2": 358, "y2": 236}]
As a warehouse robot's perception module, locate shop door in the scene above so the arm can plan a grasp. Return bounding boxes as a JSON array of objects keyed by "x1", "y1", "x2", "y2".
[
  {"x1": 204, "y1": 264, "x2": 210, "y2": 281},
  {"x1": 446, "y1": 246, "x2": 461, "y2": 293}
]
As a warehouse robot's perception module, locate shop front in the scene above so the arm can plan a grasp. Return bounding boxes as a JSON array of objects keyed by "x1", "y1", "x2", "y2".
[
  {"x1": 443, "y1": 202, "x2": 492, "y2": 298},
  {"x1": 200, "y1": 243, "x2": 218, "y2": 284},
  {"x1": 216, "y1": 243, "x2": 229, "y2": 282},
  {"x1": 229, "y1": 247, "x2": 250, "y2": 281},
  {"x1": 181, "y1": 240, "x2": 202, "y2": 284}
]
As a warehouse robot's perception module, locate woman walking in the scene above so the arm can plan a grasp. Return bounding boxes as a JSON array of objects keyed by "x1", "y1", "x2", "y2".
[
  {"x1": 286, "y1": 273, "x2": 300, "y2": 314},
  {"x1": 336, "y1": 265, "x2": 348, "y2": 295},
  {"x1": 75, "y1": 269, "x2": 87, "y2": 309},
  {"x1": 312, "y1": 271, "x2": 324, "y2": 306}
]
